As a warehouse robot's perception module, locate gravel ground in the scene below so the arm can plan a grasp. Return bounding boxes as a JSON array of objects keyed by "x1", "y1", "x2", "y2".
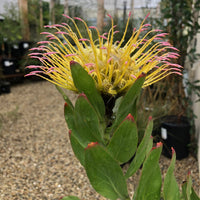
[{"x1": 0, "y1": 80, "x2": 199, "y2": 200}]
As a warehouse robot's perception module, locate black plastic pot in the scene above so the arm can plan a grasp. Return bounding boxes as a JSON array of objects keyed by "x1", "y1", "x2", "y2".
[
  {"x1": 160, "y1": 115, "x2": 190, "y2": 160},
  {"x1": 19, "y1": 41, "x2": 32, "y2": 55},
  {"x1": 2, "y1": 58, "x2": 17, "y2": 75},
  {"x1": 0, "y1": 81, "x2": 11, "y2": 94}
]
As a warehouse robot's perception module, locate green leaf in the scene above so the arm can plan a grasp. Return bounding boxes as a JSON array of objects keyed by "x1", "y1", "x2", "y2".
[
  {"x1": 107, "y1": 114, "x2": 138, "y2": 164},
  {"x1": 125, "y1": 118, "x2": 153, "y2": 179},
  {"x1": 182, "y1": 173, "x2": 200, "y2": 200},
  {"x1": 64, "y1": 102, "x2": 74, "y2": 130},
  {"x1": 133, "y1": 144, "x2": 162, "y2": 200},
  {"x1": 111, "y1": 75, "x2": 145, "y2": 133},
  {"x1": 163, "y1": 149, "x2": 181, "y2": 200},
  {"x1": 70, "y1": 61, "x2": 105, "y2": 121},
  {"x1": 60, "y1": 196, "x2": 80, "y2": 200},
  {"x1": 69, "y1": 131, "x2": 85, "y2": 167},
  {"x1": 56, "y1": 85, "x2": 74, "y2": 109},
  {"x1": 73, "y1": 94, "x2": 104, "y2": 147},
  {"x1": 190, "y1": 187, "x2": 200, "y2": 200},
  {"x1": 85, "y1": 144, "x2": 129, "y2": 200}
]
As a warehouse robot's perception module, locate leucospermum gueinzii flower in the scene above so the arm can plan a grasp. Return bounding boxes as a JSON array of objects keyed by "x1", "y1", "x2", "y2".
[{"x1": 26, "y1": 13, "x2": 182, "y2": 96}]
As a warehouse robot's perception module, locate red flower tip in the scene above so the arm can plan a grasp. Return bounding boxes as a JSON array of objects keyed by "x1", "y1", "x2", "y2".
[
  {"x1": 70, "y1": 60, "x2": 77, "y2": 66},
  {"x1": 137, "y1": 72, "x2": 146, "y2": 79},
  {"x1": 107, "y1": 14, "x2": 112, "y2": 19},
  {"x1": 68, "y1": 129, "x2": 72, "y2": 136},
  {"x1": 148, "y1": 116, "x2": 153, "y2": 121},
  {"x1": 187, "y1": 171, "x2": 191, "y2": 176},
  {"x1": 125, "y1": 113, "x2": 135, "y2": 122},
  {"x1": 85, "y1": 142, "x2": 98, "y2": 150},
  {"x1": 128, "y1": 12, "x2": 132, "y2": 17},
  {"x1": 145, "y1": 12, "x2": 150, "y2": 20}
]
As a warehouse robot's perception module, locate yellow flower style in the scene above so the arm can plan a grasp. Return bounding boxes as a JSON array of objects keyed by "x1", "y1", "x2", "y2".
[{"x1": 26, "y1": 13, "x2": 182, "y2": 96}]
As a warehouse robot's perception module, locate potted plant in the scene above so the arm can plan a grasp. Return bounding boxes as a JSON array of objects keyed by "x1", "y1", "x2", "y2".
[{"x1": 25, "y1": 13, "x2": 199, "y2": 199}]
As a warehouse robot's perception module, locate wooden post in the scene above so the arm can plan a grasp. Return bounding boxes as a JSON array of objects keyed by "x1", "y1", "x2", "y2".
[
  {"x1": 39, "y1": 0, "x2": 43, "y2": 29},
  {"x1": 130, "y1": 0, "x2": 134, "y2": 18},
  {"x1": 64, "y1": 0, "x2": 69, "y2": 16},
  {"x1": 18, "y1": 0, "x2": 30, "y2": 41},
  {"x1": 97, "y1": 0, "x2": 104, "y2": 33},
  {"x1": 114, "y1": 0, "x2": 118, "y2": 19},
  {"x1": 123, "y1": 1, "x2": 127, "y2": 24},
  {"x1": 50, "y1": 0, "x2": 55, "y2": 25}
]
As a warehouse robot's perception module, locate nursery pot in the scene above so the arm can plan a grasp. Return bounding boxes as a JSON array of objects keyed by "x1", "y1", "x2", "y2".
[
  {"x1": 160, "y1": 115, "x2": 190, "y2": 160},
  {"x1": 0, "y1": 81, "x2": 11, "y2": 94},
  {"x1": 2, "y1": 58, "x2": 17, "y2": 75}
]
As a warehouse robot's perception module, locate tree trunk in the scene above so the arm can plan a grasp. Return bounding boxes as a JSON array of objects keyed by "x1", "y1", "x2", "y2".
[
  {"x1": 97, "y1": 0, "x2": 104, "y2": 33},
  {"x1": 18, "y1": 0, "x2": 30, "y2": 41},
  {"x1": 64, "y1": 0, "x2": 69, "y2": 16},
  {"x1": 50, "y1": 0, "x2": 55, "y2": 25},
  {"x1": 114, "y1": 0, "x2": 118, "y2": 19},
  {"x1": 130, "y1": 0, "x2": 134, "y2": 18},
  {"x1": 123, "y1": 1, "x2": 127, "y2": 24},
  {"x1": 39, "y1": 0, "x2": 43, "y2": 29}
]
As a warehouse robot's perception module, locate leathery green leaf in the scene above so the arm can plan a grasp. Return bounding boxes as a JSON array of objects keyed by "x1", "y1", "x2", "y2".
[
  {"x1": 190, "y1": 187, "x2": 200, "y2": 200},
  {"x1": 85, "y1": 144, "x2": 129, "y2": 200},
  {"x1": 125, "y1": 117, "x2": 153, "y2": 179},
  {"x1": 107, "y1": 114, "x2": 138, "y2": 164},
  {"x1": 73, "y1": 94, "x2": 104, "y2": 147},
  {"x1": 70, "y1": 61, "x2": 105, "y2": 121},
  {"x1": 111, "y1": 75, "x2": 145, "y2": 133},
  {"x1": 133, "y1": 143, "x2": 162, "y2": 200},
  {"x1": 56, "y1": 85, "x2": 74, "y2": 109},
  {"x1": 182, "y1": 173, "x2": 200, "y2": 200},
  {"x1": 69, "y1": 131, "x2": 85, "y2": 167},
  {"x1": 64, "y1": 102, "x2": 74, "y2": 130},
  {"x1": 163, "y1": 148, "x2": 180, "y2": 200}
]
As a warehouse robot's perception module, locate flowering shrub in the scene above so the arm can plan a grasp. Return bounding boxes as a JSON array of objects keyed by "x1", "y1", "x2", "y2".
[{"x1": 26, "y1": 13, "x2": 199, "y2": 200}]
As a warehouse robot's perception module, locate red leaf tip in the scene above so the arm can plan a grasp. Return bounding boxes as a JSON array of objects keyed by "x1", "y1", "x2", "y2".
[
  {"x1": 156, "y1": 142, "x2": 163, "y2": 147},
  {"x1": 152, "y1": 142, "x2": 163, "y2": 150},
  {"x1": 171, "y1": 147, "x2": 175, "y2": 155},
  {"x1": 78, "y1": 93, "x2": 88, "y2": 100},
  {"x1": 125, "y1": 113, "x2": 135, "y2": 122},
  {"x1": 137, "y1": 72, "x2": 146, "y2": 79},
  {"x1": 70, "y1": 60, "x2": 77, "y2": 65},
  {"x1": 85, "y1": 142, "x2": 98, "y2": 150},
  {"x1": 64, "y1": 102, "x2": 68, "y2": 107},
  {"x1": 69, "y1": 129, "x2": 72, "y2": 135},
  {"x1": 148, "y1": 116, "x2": 153, "y2": 121}
]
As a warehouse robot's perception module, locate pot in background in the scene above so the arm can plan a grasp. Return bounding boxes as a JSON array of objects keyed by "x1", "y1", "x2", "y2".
[{"x1": 160, "y1": 115, "x2": 190, "y2": 160}]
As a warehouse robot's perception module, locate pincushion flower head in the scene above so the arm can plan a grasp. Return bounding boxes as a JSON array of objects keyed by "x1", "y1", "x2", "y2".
[{"x1": 26, "y1": 13, "x2": 182, "y2": 96}]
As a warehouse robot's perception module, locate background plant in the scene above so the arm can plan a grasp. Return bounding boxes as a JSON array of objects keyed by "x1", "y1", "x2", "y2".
[{"x1": 0, "y1": 2, "x2": 22, "y2": 58}]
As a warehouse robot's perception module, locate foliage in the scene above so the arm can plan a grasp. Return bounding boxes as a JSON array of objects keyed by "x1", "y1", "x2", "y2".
[
  {"x1": 157, "y1": 0, "x2": 200, "y2": 114},
  {"x1": 57, "y1": 62, "x2": 199, "y2": 200},
  {"x1": 0, "y1": 2, "x2": 22, "y2": 57},
  {"x1": 159, "y1": 0, "x2": 200, "y2": 67},
  {"x1": 26, "y1": 13, "x2": 199, "y2": 200}
]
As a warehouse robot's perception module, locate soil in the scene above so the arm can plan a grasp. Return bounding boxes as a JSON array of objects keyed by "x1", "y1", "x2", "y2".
[{"x1": 0, "y1": 80, "x2": 199, "y2": 200}]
